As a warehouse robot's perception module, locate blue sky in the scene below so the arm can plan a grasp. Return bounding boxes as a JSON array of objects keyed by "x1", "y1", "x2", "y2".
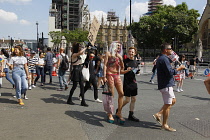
[{"x1": 0, "y1": 0, "x2": 207, "y2": 40}]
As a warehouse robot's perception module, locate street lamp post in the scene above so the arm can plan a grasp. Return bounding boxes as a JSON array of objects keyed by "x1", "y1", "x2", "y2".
[
  {"x1": 36, "y1": 21, "x2": 39, "y2": 51},
  {"x1": 130, "y1": 0, "x2": 131, "y2": 25},
  {"x1": 128, "y1": 0, "x2": 132, "y2": 49}
]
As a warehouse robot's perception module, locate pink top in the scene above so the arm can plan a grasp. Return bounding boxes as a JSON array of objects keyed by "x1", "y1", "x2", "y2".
[{"x1": 107, "y1": 56, "x2": 120, "y2": 74}]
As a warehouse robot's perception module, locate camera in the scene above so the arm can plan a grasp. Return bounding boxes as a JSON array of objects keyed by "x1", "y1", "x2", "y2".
[{"x1": 84, "y1": 41, "x2": 97, "y2": 50}]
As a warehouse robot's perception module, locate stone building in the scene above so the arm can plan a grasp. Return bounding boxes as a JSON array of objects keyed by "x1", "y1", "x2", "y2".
[
  {"x1": 197, "y1": 0, "x2": 210, "y2": 60},
  {"x1": 96, "y1": 11, "x2": 129, "y2": 52}
]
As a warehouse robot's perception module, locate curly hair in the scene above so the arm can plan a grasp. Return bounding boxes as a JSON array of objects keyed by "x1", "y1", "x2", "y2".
[{"x1": 13, "y1": 45, "x2": 24, "y2": 56}]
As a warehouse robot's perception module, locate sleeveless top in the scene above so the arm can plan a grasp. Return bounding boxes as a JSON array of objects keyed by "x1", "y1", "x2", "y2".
[{"x1": 107, "y1": 56, "x2": 120, "y2": 74}]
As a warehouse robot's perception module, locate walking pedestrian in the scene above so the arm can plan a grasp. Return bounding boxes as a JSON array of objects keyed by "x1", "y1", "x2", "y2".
[
  {"x1": 66, "y1": 42, "x2": 88, "y2": 107},
  {"x1": 153, "y1": 43, "x2": 185, "y2": 132},
  {"x1": 149, "y1": 54, "x2": 159, "y2": 84},
  {"x1": 96, "y1": 54, "x2": 105, "y2": 88},
  {"x1": 189, "y1": 56, "x2": 196, "y2": 79},
  {"x1": 27, "y1": 50, "x2": 38, "y2": 90},
  {"x1": 103, "y1": 41, "x2": 131, "y2": 124},
  {"x1": 80, "y1": 51, "x2": 102, "y2": 103},
  {"x1": 175, "y1": 55, "x2": 188, "y2": 92},
  {"x1": 44, "y1": 47, "x2": 53, "y2": 84},
  {"x1": 121, "y1": 47, "x2": 139, "y2": 122},
  {"x1": 34, "y1": 52, "x2": 45, "y2": 86},
  {"x1": 0, "y1": 49, "x2": 15, "y2": 88},
  {"x1": 9, "y1": 45, "x2": 30, "y2": 105},
  {"x1": 56, "y1": 47, "x2": 69, "y2": 91}
]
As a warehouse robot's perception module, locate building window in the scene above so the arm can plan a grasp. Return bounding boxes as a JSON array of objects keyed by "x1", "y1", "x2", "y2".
[
  {"x1": 112, "y1": 36, "x2": 116, "y2": 41},
  {"x1": 105, "y1": 36, "x2": 108, "y2": 41},
  {"x1": 120, "y1": 36, "x2": 123, "y2": 42}
]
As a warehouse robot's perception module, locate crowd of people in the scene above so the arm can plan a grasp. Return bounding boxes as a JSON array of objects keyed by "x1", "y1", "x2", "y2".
[{"x1": 0, "y1": 42, "x2": 209, "y2": 132}]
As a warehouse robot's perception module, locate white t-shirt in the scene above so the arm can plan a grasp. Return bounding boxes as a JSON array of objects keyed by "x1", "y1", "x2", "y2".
[
  {"x1": 37, "y1": 58, "x2": 45, "y2": 68},
  {"x1": 9, "y1": 56, "x2": 27, "y2": 68}
]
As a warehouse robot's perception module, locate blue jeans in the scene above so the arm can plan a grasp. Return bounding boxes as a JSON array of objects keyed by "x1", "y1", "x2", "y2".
[
  {"x1": 151, "y1": 68, "x2": 157, "y2": 80},
  {"x1": 58, "y1": 67, "x2": 67, "y2": 89},
  {"x1": 35, "y1": 67, "x2": 44, "y2": 84},
  {"x1": 4, "y1": 68, "x2": 15, "y2": 85},
  {"x1": 12, "y1": 67, "x2": 28, "y2": 99},
  {"x1": 44, "y1": 66, "x2": 53, "y2": 83}
]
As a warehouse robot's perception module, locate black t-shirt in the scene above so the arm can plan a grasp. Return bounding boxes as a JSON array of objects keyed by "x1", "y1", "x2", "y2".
[
  {"x1": 123, "y1": 58, "x2": 138, "y2": 82},
  {"x1": 124, "y1": 58, "x2": 138, "y2": 70},
  {"x1": 190, "y1": 59, "x2": 195, "y2": 65}
]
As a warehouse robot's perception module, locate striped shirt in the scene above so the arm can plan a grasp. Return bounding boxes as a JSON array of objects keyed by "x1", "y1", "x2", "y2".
[{"x1": 28, "y1": 56, "x2": 38, "y2": 70}]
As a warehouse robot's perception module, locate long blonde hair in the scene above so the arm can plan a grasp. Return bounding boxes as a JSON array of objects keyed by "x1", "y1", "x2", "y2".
[{"x1": 109, "y1": 41, "x2": 123, "y2": 57}]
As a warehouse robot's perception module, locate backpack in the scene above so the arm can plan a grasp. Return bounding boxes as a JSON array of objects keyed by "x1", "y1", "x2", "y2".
[{"x1": 60, "y1": 54, "x2": 69, "y2": 70}]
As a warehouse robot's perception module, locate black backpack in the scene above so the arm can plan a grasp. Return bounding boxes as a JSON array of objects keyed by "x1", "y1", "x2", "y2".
[{"x1": 60, "y1": 54, "x2": 69, "y2": 70}]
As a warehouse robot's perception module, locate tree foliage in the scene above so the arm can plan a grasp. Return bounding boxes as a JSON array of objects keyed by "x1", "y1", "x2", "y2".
[
  {"x1": 130, "y1": 2, "x2": 200, "y2": 49},
  {"x1": 49, "y1": 28, "x2": 89, "y2": 48}
]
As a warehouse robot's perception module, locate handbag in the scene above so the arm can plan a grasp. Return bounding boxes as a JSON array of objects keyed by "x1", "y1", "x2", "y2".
[
  {"x1": 82, "y1": 67, "x2": 90, "y2": 81},
  {"x1": 0, "y1": 72, "x2": 6, "y2": 77},
  {"x1": 102, "y1": 83, "x2": 114, "y2": 114},
  {"x1": 174, "y1": 74, "x2": 180, "y2": 81}
]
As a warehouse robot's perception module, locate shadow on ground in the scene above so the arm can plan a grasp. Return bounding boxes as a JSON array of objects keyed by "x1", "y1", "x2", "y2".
[
  {"x1": 65, "y1": 110, "x2": 160, "y2": 130},
  {"x1": 182, "y1": 95, "x2": 210, "y2": 101}
]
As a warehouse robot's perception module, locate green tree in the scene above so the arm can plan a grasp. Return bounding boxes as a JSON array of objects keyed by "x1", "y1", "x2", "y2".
[
  {"x1": 49, "y1": 28, "x2": 89, "y2": 48},
  {"x1": 130, "y1": 2, "x2": 200, "y2": 50},
  {"x1": 48, "y1": 31, "x2": 62, "y2": 48}
]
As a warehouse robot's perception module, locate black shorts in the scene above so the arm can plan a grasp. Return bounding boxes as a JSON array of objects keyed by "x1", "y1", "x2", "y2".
[{"x1": 123, "y1": 82, "x2": 138, "y2": 97}]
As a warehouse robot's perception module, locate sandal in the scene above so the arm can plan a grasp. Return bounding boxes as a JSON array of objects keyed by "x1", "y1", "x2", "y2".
[
  {"x1": 153, "y1": 114, "x2": 162, "y2": 125},
  {"x1": 161, "y1": 126, "x2": 176, "y2": 132}
]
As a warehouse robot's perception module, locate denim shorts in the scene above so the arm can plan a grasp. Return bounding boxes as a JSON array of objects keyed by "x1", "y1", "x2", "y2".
[{"x1": 29, "y1": 69, "x2": 36, "y2": 73}]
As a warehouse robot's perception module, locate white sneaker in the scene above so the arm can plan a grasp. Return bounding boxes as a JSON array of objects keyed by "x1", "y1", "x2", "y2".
[
  {"x1": 24, "y1": 96, "x2": 28, "y2": 100},
  {"x1": 79, "y1": 96, "x2": 82, "y2": 101},
  {"x1": 32, "y1": 85, "x2": 36, "y2": 88},
  {"x1": 13, "y1": 95, "x2": 16, "y2": 98},
  {"x1": 180, "y1": 89, "x2": 183, "y2": 92},
  {"x1": 95, "y1": 98, "x2": 102, "y2": 103},
  {"x1": 28, "y1": 86, "x2": 32, "y2": 90},
  {"x1": 0, "y1": 93, "x2": 1, "y2": 96},
  {"x1": 176, "y1": 89, "x2": 180, "y2": 92},
  {"x1": 149, "y1": 80, "x2": 154, "y2": 84}
]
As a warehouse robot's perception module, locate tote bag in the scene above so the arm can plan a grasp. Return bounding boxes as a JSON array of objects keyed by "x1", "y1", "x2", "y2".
[
  {"x1": 102, "y1": 83, "x2": 114, "y2": 114},
  {"x1": 82, "y1": 67, "x2": 90, "y2": 81}
]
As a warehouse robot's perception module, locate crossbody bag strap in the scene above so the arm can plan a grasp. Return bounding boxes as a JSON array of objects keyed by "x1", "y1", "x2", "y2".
[{"x1": 71, "y1": 55, "x2": 79, "y2": 64}]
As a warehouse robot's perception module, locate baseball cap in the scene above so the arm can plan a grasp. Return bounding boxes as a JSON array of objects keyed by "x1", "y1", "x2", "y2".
[{"x1": 31, "y1": 50, "x2": 36, "y2": 54}]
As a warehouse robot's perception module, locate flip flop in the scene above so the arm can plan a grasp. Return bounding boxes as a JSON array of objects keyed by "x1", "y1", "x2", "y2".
[{"x1": 153, "y1": 115, "x2": 162, "y2": 125}]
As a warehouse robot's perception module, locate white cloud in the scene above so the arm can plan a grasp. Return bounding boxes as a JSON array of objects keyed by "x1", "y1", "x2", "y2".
[
  {"x1": 0, "y1": 0, "x2": 32, "y2": 3},
  {"x1": 126, "y1": 2, "x2": 148, "y2": 22},
  {"x1": 19, "y1": 19, "x2": 30, "y2": 25},
  {"x1": 0, "y1": 0, "x2": 31, "y2": 4},
  {"x1": 163, "y1": 0, "x2": 176, "y2": 6},
  {"x1": 0, "y1": 9, "x2": 18, "y2": 22},
  {"x1": 0, "y1": 9, "x2": 30, "y2": 25},
  {"x1": 125, "y1": 0, "x2": 177, "y2": 22},
  {"x1": 90, "y1": 10, "x2": 107, "y2": 23}
]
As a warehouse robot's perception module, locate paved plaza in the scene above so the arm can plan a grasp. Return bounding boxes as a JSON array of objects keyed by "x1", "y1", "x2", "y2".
[{"x1": 0, "y1": 69, "x2": 210, "y2": 140}]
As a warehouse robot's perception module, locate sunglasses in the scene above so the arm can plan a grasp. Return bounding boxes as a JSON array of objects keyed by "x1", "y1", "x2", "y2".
[{"x1": 166, "y1": 48, "x2": 172, "y2": 50}]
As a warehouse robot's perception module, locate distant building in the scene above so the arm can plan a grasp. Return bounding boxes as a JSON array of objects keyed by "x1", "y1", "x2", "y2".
[
  {"x1": 145, "y1": 0, "x2": 163, "y2": 15},
  {"x1": 96, "y1": 11, "x2": 130, "y2": 52},
  {"x1": 197, "y1": 0, "x2": 210, "y2": 60},
  {"x1": 0, "y1": 39, "x2": 25, "y2": 50},
  {"x1": 48, "y1": 0, "x2": 89, "y2": 48}
]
